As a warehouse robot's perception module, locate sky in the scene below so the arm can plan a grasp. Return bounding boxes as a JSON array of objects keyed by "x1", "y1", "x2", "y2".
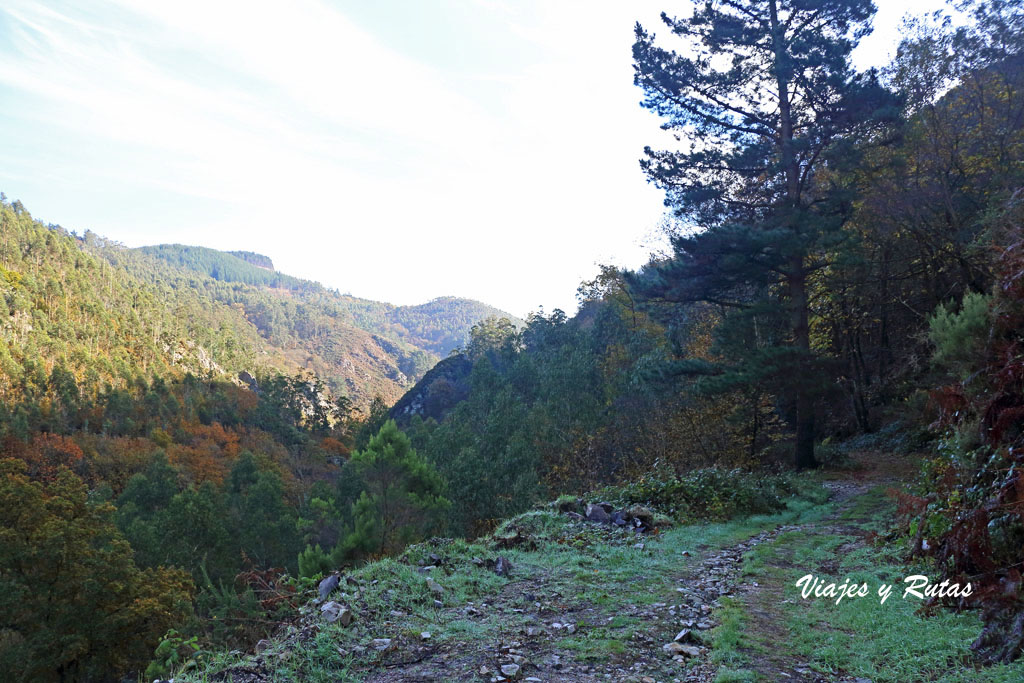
[{"x1": 0, "y1": 0, "x2": 948, "y2": 317}]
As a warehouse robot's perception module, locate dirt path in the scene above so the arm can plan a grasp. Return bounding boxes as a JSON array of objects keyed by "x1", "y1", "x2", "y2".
[
  {"x1": 359, "y1": 453, "x2": 913, "y2": 683},
  {"x1": 688, "y1": 452, "x2": 916, "y2": 683}
]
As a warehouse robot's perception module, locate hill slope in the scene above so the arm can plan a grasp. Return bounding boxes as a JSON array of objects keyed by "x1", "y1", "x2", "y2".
[
  {"x1": 0, "y1": 200, "x2": 518, "y2": 410},
  {"x1": 133, "y1": 243, "x2": 521, "y2": 403},
  {"x1": 138, "y1": 243, "x2": 521, "y2": 357}
]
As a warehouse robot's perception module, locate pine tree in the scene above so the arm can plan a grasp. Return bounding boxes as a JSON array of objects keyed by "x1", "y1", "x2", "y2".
[
  {"x1": 629, "y1": 0, "x2": 897, "y2": 468},
  {"x1": 339, "y1": 420, "x2": 449, "y2": 561}
]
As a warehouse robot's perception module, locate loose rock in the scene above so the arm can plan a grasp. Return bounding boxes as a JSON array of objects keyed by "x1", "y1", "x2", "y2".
[
  {"x1": 585, "y1": 503, "x2": 611, "y2": 524},
  {"x1": 320, "y1": 601, "x2": 353, "y2": 626},
  {"x1": 500, "y1": 662, "x2": 521, "y2": 678},
  {"x1": 674, "y1": 628, "x2": 694, "y2": 643},
  {"x1": 317, "y1": 574, "x2": 339, "y2": 601},
  {"x1": 663, "y1": 642, "x2": 700, "y2": 657}
]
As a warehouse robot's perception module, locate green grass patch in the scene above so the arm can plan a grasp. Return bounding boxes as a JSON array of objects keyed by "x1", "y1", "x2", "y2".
[
  {"x1": 179, "y1": 471, "x2": 831, "y2": 682},
  {"x1": 733, "y1": 489, "x2": 1024, "y2": 683}
]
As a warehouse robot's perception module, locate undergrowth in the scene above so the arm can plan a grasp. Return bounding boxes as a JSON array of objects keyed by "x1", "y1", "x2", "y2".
[{"x1": 592, "y1": 466, "x2": 828, "y2": 521}]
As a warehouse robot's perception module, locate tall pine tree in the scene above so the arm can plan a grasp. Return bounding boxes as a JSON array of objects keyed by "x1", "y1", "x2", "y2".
[{"x1": 629, "y1": 0, "x2": 896, "y2": 468}]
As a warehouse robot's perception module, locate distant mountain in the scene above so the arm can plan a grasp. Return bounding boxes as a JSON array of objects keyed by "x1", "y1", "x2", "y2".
[
  {"x1": 138, "y1": 243, "x2": 522, "y2": 359},
  {"x1": 387, "y1": 297, "x2": 519, "y2": 357},
  {"x1": 0, "y1": 201, "x2": 518, "y2": 411}
]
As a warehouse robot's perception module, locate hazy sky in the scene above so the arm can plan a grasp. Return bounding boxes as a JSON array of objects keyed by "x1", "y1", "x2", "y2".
[{"x1": 0, "y1": 0, "x2": 947, "y2": 316}]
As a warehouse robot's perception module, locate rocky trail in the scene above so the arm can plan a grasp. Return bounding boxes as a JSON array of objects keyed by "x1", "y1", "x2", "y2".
[
  {"x1": 352, "y1": 455, "x2": 910, "y2": 683},
  {"x1": 207, "y1": 453, "x2": 924, "y2": 683},
  {"x1": 361, "y1": 526, "x2": 798, "y2": 683}
]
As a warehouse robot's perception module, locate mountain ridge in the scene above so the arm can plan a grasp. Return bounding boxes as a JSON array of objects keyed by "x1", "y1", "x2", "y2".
[
  {"x1": 0, "y1": 201, "x2": 518, "y2": 411},
  {"x1": 136, "y1": 242, "x2": 522, "y2": 359}
]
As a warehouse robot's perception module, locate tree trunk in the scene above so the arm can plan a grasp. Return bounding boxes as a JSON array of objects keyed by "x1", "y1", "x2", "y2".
[
  {"x1": 789, "y1": 264, "x2": 818, "y2": 469},
  {"x1": 771, "y1": 0, "x2": 817, "y2": 469}
]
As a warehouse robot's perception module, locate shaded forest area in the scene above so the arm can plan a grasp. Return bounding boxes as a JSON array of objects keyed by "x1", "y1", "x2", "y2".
[{"x1": 2, "y1": 0, "x2": 1024, "y2": 679}]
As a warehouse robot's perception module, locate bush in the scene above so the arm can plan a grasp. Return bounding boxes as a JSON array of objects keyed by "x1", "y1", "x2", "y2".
[
  {"x1": 591, "y1": 465, "x2": 820, "y2": 521},
  {"x1": 928, "y1": 291, "x2": 992, "y2": 379},
  {"x1": 840, "y1": 420, "x2": 936, "y2": 455}
]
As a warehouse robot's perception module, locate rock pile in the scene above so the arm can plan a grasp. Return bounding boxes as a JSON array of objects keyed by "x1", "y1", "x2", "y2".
[{"x1": 558, "y1": 498, "x2": 658, "y2": 533}]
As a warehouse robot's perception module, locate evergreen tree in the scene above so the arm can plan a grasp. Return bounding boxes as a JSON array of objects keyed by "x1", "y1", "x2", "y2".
[
  {"x1": 354, "y1": 396, "x2": 390, "y2": 451},
  {"x1": 629, "y1": 0, "x2": 897, "y2": 467},
  {"x1": 338, "y1": 420, "x2": 449, "y2": 561}
]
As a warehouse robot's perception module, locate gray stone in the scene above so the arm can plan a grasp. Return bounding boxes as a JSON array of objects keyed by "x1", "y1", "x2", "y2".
[
  {"x1": 663, "y1": 642, "x2": 700, "y2": 657},
  {"x1": 426, "y1": 577, "x2": 445, "y2": 594},
  {"x1": 585, "y1": 503, "x2": 611, "y2": 523},
  {"x1": 500, "y1": 663, "x2": 521, "y2": 678},
  {"x1": 320, "y1": 601, "x2": 353, "y2": 626},
  {"x1": 371, "y1": 638, "x2": 392, "y2": 651},
  {"x1": 318, "y1": 574, "x2": 340, "y2": 601}
]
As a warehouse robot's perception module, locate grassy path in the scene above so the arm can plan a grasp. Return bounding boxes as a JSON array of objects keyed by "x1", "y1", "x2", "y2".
[
  {"x1": 183, "y1": 453, "x2": 1024, "y2": 682},
  {"x1": 706, "y1": 453, "x2": 1024, "y2": 683}
]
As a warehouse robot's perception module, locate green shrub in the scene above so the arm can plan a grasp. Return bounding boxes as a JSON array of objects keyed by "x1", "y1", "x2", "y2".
[
  {"x1": 928, "y1": 291, "x2": 991, "y2": 379},
  {"x1": 841, "y1": 420, "x2": 936, "y2": 455},
  {"x1": 298, "y1": 544, "x2": 332, "y2": 579},
  {"x1": 591, "y1": 465, "x2": 818, "y2": 521}
]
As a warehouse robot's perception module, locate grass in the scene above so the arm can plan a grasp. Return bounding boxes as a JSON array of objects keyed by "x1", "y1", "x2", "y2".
[
  {"x1": 179, "y1": 467, "x2": 1024, "y2": 682},
  {"x1": 713, "y1": 485, "x2": 1024, "y2": 683},
  {"x1": 178, "y1": 481, "x2": 830, "y2": 682}
]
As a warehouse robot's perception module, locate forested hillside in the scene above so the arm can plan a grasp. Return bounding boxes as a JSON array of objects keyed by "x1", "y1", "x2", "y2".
[
  {"x1": 0, "y1": 201, "x2": 515, "y2": 680},
  {"x1": 139, "y1": 243, "x2": 521, "y2": 359},
  {"x1": 3, "y1": 0, "x2": 1024, "y2": 681},
  {"x1": 0, "y1": 211, "x2": 512, "y2": 412},
  {"x1": 0, "y1": 205, "x2": 271, "y2": 405}
]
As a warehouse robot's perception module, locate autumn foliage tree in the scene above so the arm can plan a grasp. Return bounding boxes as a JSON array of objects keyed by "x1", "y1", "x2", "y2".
[{"x1": 0, "y1": 459, "x2": 193, "y2": 682}]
